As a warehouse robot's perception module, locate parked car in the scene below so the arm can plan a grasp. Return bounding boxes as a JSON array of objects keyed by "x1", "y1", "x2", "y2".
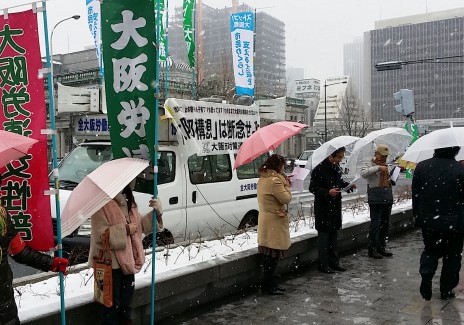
[{"x1": 294, "y1": 150, "x2": 315, "y2": 168}]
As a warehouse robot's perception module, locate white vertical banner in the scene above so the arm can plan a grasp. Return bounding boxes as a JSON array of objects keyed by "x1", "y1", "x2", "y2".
[
  {"x1": 86, "y1": 0, "x2": 103, "y2": 75},
  {"x1": 230, "y1": 12, "x2": 254, "y2": 97}
]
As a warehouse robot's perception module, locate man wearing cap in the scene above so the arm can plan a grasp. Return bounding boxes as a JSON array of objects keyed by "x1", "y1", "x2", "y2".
[{"x1": 361, "y1": 144, "x2": 395, "y2": 259}]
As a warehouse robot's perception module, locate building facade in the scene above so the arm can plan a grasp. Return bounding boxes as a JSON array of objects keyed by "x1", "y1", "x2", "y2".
[
  {"x1": 168, "y1": 3, "x2": 286, "y2": 98},
  {"x1": 369, "y1": 8, "x2": 464, "y2": 122},
  {"x1": 343, "y1": 38, "x2": 367, "y2": 107},
  {"x1": 286, "y1": 67, "x2": 305, "y2": 98},
  {"x1": 313, "y1": 76, "x2": 350, "y2": 127}
]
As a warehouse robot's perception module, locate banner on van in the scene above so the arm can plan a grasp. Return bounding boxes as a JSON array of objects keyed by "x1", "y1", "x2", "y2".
[
  {"x1": 0, "y1": 10, "x2": 53, "y2": 250},
  {"x1": 230, "y1": 12, "x2": 254, "y2": 97},
  {"x1": 101, "y1": 0, "x2": 156, "y2": 161},
  {"x1": 164, "y1": 98, "x2": 260, "y2": 156}
]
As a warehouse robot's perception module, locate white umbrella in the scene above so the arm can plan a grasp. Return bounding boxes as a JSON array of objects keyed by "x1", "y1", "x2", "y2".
[
  {"x1": 305, "y1": 135, "x2": 360, "y2": 170},
  {"x1": 402, "y1": 127, "x2": 464, "y2": 164},
  {"x1": 60, "y1": 157, "x2": 149, "y2": 238},
  {"x1": 346, "y1": 127, "x2": 412, "y2": 175}
]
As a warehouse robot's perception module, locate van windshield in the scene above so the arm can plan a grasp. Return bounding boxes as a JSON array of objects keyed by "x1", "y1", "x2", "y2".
[
  {"x1": 52, "y1": 145, "x2": 113, "y2": 185},
  {"x1": 299, "y1": 151, "x2": 313, "y2": 160}
]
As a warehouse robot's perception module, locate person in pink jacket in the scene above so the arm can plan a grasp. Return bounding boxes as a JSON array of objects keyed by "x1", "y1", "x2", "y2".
[{"x1": 89, "y1": 179, "x2": 163, "y2": 325}]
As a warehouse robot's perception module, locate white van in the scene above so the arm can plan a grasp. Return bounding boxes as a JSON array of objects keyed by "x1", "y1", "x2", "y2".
[
  {"x1": 51, "y1": 102, "x2": 264, "y2": 244},
  {"x1": 294, "y1": 150, "x2": 315, "y2": 168}
]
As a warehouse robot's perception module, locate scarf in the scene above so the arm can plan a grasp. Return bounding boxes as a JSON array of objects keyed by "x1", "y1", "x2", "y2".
[
  {"x1": 372, "y1": 158, "x2": 391, "y2": 188},
  {"x1": 103, "y1": 199, "x2": 145, "y2": 275}
]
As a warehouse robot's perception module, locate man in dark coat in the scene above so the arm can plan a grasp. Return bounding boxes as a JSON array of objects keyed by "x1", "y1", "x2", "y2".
[
  {"x1": 309, "y1": 147, "x2": 352, "y2": 273},
  {"x1": 0, "y1": 203, "x2": 68, "y2": 324},
  {"x1": 412, "y1": 146, "x2": 464, "y2": 301}
]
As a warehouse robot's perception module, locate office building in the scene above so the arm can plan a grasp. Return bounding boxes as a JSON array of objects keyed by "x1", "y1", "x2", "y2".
[
  {"x1": 343, "y1": 37, "x2": 368, "y2": 108},
  {"x1": 369, "y1": 8, "x2": 464, "y2": 121},
  {"x1": 286, "y1": 67, "x2": 304, "y2": 97}
]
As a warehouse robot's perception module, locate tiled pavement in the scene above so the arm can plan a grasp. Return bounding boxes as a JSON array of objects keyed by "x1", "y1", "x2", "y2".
[{"x1": 160, "y1": 229, "x2": 464, "y2": 325}]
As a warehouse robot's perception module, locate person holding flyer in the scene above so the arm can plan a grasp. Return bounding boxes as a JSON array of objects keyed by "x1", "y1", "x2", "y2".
[{"x1": 309, "y1": 147, "x2": 354, "y2": 274}]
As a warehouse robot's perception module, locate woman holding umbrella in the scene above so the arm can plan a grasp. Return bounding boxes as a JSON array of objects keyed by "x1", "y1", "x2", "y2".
[
  {"x1": 89, "y1": 178, "x2": 163, "y2": 325},
  {"x1": 257, "y1": 154, "x2": 292, "y2": 295}
]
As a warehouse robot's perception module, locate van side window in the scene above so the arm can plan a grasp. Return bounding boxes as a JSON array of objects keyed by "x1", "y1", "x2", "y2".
[
  {"x1": 188, "y1": 154, "x2": 232, "y2": 184},
  {"x1": 236, "y1": 153, "x2": 268, "y2": 179},
  {"x1": 133, "y1": 151, "x2": 176, "y2": 194}
]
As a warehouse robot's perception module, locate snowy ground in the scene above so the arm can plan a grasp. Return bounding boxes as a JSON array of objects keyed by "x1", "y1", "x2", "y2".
[{"x1": 16, "y1": 199, "x2": 412, "y2": 322}]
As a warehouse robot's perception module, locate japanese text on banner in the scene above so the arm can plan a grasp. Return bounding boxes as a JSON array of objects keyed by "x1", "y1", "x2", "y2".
[
  {"x1": 164, "y1": 98, "x2": 259, "y2": 156},
  {"x1": 230, "y1": 12, "x2": 254, "y2": 97},
  {"x1": 101, "y1": 0, "x2": 157, "y2": 160},
  {"x1": 0, "y1": 10, "x2": 53, "y2": 250}
]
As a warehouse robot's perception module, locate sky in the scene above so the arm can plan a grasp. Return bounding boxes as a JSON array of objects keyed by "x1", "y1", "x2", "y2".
[
  {"x1": 15, "y1": 198, "x2": 412, "y2": 323},
  {"x1": 1, "y1": 0, "x2": 464, "y2": 81}
]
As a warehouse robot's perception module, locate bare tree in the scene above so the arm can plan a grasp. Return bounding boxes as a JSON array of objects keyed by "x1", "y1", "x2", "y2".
[
  {"x1": 198, "y1": 53, "x2": 234, "y2": 99},
  {"x1": 338, "y1": 92, "x2": 372, "y2": 137}
]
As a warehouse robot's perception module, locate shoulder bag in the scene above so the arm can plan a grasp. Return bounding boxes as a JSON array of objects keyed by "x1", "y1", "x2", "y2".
[
  {"x1": 367, "y1": 186, "x2": 393, "y2": 205},
  {"x1": 93, "y1": 230, "x2": 113, "y2": 307}
]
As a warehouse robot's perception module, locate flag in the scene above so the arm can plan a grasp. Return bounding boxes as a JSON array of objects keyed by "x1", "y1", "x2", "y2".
[
  {"x1": 156, "y1": 0, "x2": 167, "y2": 61},
  {"x1": 0, "y1": 10, "x2": 53, "y2": 250},
  {"x1": 101, "y1": 0, "x2": 157, "y2": 160},
  {"x1": 404, "y1": 118, "x2": 419, "y2": 179},
  {"x1": 182, "y1": 0, "x2": 195, "y2": 68},
  {"x1": 230, "y1": 12, "x2": 254, "y2": 97},
  {"x1": 86, "y1": 0, "x2": 103, "y2": 75}
]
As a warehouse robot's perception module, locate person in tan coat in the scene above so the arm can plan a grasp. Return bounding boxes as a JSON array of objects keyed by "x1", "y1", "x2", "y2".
[
  {"x1": 89, "y1": 179, "x2": 163, "y2": 325},
  {"x1": 257, "y1": 154, "x2": 292, "y2": 295}
]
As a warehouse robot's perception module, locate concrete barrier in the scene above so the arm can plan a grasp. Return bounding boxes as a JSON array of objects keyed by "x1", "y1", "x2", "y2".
[{"x1": 22, "y1": 205, "x2": 414, "y2": 324}]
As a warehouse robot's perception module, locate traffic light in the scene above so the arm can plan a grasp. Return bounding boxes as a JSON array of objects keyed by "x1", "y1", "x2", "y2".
[
  {"x1": 393, "y1": 89, "x2": 415, "y2": 116},
  {"x1": 375, "y1": 61, "x2": 402, "y2": 71}
]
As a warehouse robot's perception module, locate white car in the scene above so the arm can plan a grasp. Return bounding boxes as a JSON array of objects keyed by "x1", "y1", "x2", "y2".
[{"x1": 294, "y1": 150, "x2": 315, "y2": 168}]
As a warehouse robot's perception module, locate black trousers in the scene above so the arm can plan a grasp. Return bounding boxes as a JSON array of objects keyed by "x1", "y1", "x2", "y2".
[
  {"x1": 101, "y1": 269, "x2": 135, "y2": 325},
  {"x1": 420, "y1": 228, "x2": 464, "y2": 294},
  {"x1": 261, "y1": 254, "x2": 278, "y2": 290},
  {"x1": 0, "y1": 278, "x2": 19, "y2": 325},
  {"x1": 318, "y1": 230, "x2": 339, "y2": 268},
  {"x1": 368, "y1": 204, "x2": 392, "y2": 251}
]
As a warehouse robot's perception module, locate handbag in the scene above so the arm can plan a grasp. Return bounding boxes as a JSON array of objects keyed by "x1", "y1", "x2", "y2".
[
  {"x1": 93, "y1": 230, "x2": 113, "y2": 307},
  {"x1": 367, "y1": 186, "x2": 393, "y2": 204}
]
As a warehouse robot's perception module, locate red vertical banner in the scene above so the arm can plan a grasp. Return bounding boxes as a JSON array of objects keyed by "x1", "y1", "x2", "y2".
[{"x1": 0, "y1": 10, "x2": 53, "y2": 250}]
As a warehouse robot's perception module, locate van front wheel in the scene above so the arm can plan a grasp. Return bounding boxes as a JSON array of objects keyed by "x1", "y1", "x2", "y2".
[{"x1": 238, "y1": 211, "x2": 258, "y2": 230}]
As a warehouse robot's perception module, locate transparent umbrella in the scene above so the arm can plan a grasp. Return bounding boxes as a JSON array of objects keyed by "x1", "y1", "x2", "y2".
[
  {"x1": 402, "y1": 127, "x2": 464, "y2": 164},
  {"x1": 305, "y1": 135, "x2": 360, "y2": 170},
  {"x1": 346, "y1": 127, "x2": 412, "y2": 175}
]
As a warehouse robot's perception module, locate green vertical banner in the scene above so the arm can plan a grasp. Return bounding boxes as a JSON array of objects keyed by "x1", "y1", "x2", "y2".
[
  {"x1": 183, "y1": 0, "x2": 195, "y2": 68},
  {"x1": 404, "y1": 118, "x2": 419, "y2": 179},
  {"x1": 157, "y1": 0, "x2": 167, "y2": 61},
  {"x1": 101, "y1": 0, "x2": 156, "y2": 160}
]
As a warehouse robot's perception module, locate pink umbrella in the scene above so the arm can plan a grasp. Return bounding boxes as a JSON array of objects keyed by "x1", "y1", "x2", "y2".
[
  {"x1": 234, "y1": 121, "x2": 308, "y2": 169},
  {"x1": 60, "y1": 157, "x2": 149, "y2": 237},
  {"x1": 0, "y1": 130, "x2": 38, "y2": 168}
]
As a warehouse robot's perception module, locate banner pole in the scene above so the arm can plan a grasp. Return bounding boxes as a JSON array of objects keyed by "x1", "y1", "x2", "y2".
[
  {"x1": 191, "y1": 0, "x2": 196, "y2": 99},
  {"x1": 164, "y1": 0, "x2": 169, "y2": 100},
  {"x1": 151, "y1": 0, "x2": 161, "y2": 323},
  {"x1": 41, "y1": 2, "x2": 66, "y2": 324}
]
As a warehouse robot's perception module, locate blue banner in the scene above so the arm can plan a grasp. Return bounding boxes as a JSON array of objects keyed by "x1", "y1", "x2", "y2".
[{"x1": 230, "y1": 12, "x2": 254, "y2": 97}]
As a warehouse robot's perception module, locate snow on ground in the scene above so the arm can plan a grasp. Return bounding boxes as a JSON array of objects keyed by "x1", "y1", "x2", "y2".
[{"x1": 16, "y1": 199, "x2": 412, "y2": 321}]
